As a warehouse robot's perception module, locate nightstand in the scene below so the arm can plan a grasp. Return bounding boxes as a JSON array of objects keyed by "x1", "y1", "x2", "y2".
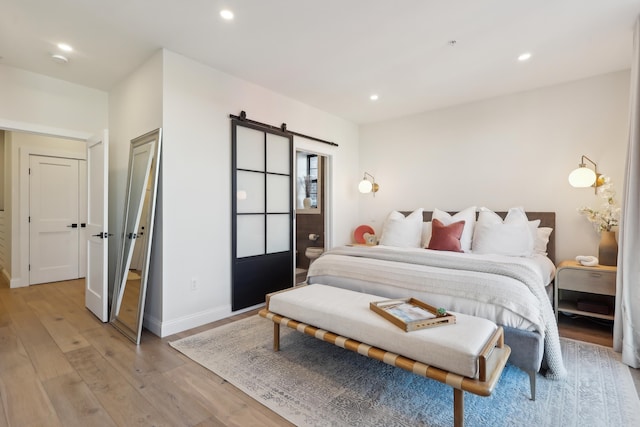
[{"x1": 555, "y1": 260, "x2": 616, "y2": 322}]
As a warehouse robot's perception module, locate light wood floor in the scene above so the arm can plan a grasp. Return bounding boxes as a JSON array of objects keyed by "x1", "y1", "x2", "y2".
[
  {"x1": 0, "y1": 278, "x2": 637, "y2": 426},
  {"x1": 0, "y1": 278, "x2": 294, "y2": 427}
]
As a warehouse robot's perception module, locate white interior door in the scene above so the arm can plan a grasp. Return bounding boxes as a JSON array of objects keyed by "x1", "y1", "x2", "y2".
[
  {"x1": 85, "y1": 131, "x2": 109, "y2": 322},
  {"x1": 29, "y1": 156, "x2": 80, "y2": 284}
]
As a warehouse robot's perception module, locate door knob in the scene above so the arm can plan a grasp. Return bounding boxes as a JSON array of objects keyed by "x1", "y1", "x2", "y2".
[
  {"x1": 67, "y1": 223, "x2": 78, "y2": 228},
  {"x1": 92, "y1": 232, "x2": 113, "y2": 239}
]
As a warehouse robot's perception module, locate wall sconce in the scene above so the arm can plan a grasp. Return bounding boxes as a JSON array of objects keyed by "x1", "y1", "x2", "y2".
[
  {"x1": 568, "y1": 155, "x2": 605, "y2": 194},
  {"x1": 358, "y1": 172, "x2": 379, "y2": 196}
]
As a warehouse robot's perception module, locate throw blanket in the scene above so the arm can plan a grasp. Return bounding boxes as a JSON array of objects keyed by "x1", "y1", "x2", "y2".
[{"x1": 308, "y1": 246, "x2": 567, "y2": 380}]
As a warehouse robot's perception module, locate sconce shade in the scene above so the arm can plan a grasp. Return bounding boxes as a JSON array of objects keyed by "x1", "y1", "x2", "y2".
[
  {"x1": 568, "y1": 155, "x2": 603, "y2": 194},
  {"x1": 358, "y1": 171, "x2": 379, "y2": 196},
  {"x1": 359, "y1": 179, "x2": 373, "y2": 193},
  {"x1": 568, "y1": 166, "x2": 597, "y2": 188}
]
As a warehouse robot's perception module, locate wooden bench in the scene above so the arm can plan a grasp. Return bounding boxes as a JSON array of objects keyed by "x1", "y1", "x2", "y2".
[{"x1": 259, "y1": 284, "x2": 511, "y2": 427}]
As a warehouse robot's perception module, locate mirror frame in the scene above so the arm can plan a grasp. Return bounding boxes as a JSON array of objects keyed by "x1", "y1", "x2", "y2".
[{"x1": 110, "y1": 128, "x2": 162, "y2": 344}]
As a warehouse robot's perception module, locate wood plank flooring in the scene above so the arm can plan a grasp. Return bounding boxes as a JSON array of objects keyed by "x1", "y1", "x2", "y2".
[
  {"x1": 0, "y1": 279, "x2": 293, "y2": 427},
  {"x1": 0, "y1": 278, "x2": 636, "y2": 426}
]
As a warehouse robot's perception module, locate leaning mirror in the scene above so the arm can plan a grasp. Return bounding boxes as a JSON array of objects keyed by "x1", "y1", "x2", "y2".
[{"x1": 110, "y1": 129, "x2": 162, "y2": 344}]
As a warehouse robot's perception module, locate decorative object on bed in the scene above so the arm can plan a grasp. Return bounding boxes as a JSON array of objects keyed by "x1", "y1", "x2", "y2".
[
  {"x1": 370, "y1": 297, "x2": 456, "y2": 331},
  {"x1": 353, "y1": 224, "x2": 375, "y2": 244},
  {"x1": 432, "y1": 206, "x2": 476, "y2": 252},
  {"x1": 427, "y1": 218, "x2": 464, "y2": 252},
  {"x1": 577, "y1": 175, "x2": 620, "y2": 265},
  {"x1": 358, "y1": 171, "x2": 379, "y2": 196},
  {"x1": 472, "y1": 207, "x2": 534, "y2": 256},
  {"x1": 568, "y1": 154, "x2": 605, "y2": 193},
  {"x1": 379, "y1": 208, "x2": 423, "y2": 247}
]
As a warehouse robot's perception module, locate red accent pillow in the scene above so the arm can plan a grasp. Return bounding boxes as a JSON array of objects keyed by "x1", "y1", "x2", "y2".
[{"x1": 427, "y1": 219, "x2": 465, "y2": 252}]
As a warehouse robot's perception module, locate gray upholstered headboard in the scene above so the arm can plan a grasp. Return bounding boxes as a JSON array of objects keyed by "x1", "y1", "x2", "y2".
[{"x1": 400, "y1": 211, "x2": 556, "y2": 264}]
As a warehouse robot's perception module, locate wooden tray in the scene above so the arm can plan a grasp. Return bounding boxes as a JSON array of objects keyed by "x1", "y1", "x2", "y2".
[{"x1": 370, "y1": 298, "x2": 456, "y2": 332}]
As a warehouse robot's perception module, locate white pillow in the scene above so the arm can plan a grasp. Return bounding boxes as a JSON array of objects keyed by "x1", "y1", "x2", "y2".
[
  {"x1": 432, "y1": 206, "x2": 476, "y2": 252},
  {"x1": 535, "y1": 227, "x2": 553, "y2": 256},
  {"x1": 528, "y1": 219, "x2": 553, "y2": 255},
  {"x1": 379, "y1": 208, "x2": 424, "y2": 248},
  {"x1": 420, "y1": 221, "x2": 432, "y2": 247},
  {"x1": 472, "y1": 207, "x2": 534, "y2": 256}
]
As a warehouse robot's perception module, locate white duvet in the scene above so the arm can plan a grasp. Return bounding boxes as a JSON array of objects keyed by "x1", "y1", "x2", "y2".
[{"x1": 307, "y1": 245, "x2": 567, "y2": 379}]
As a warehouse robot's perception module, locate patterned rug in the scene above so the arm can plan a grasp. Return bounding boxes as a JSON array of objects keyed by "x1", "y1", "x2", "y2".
[{"x1": 170, "y1": 315, "x2": 640, "y2": 427}]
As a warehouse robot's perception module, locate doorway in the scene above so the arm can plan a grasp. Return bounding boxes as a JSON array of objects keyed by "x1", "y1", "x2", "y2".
[
  {"x1": 295, "y1": 150, "x2": 327, "y2": 284},
  {"x1": 0, "y1": 129, "x2": 88, "y2": 288}
]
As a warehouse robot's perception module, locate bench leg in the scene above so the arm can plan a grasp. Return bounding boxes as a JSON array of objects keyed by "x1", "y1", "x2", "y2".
[
  {"x1": 273, "y1": 322, "x2": 280, "y2": 351},
  {"x1": 454, "y1": 388, "x2": 464, "y2": 427}
]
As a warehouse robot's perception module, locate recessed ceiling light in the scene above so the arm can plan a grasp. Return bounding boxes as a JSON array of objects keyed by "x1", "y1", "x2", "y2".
[
  {"x1": 51, "y1": 54, "x2": 69, "y2": 64},
  {"x1": 220, "y1": 9, "x2": 234, "y2": 20},
  {"x1": 370, "y1": 94, "x2": 379, "y2": 101},
  {"x1": 518, "y1": 52, "x2": 532, "y2": 62},
  {"x1": 57, "y1": 43, "x2": 73, "y2": 52}
]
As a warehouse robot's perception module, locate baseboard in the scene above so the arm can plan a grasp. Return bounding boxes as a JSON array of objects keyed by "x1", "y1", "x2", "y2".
[
  {"x1": 0, "y1": 268, "x2": 9, "y2": 287},
  {"x1": 157, "y1": 304, "x2": 237, "y2": 337},
  {"x1": 143, "y1": 313, "x2": 162, "y2": 337},
  {"x1": 1, "y1": 268, "x2": 26, "y2": 288}
]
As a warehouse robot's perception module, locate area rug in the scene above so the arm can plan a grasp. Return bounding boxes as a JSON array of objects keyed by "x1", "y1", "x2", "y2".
[{"x1": 170, "y1": 316, "x2": 640, "y2": 427}]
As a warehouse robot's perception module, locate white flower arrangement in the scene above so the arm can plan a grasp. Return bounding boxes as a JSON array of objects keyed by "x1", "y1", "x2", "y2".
[{"x1": 577, "y1": 176, "x2": 620, "y2": 232}]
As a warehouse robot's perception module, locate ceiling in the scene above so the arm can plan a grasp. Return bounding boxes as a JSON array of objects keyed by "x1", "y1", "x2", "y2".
[{"x1": 1, "y1": 0, "x2": 639, "y2": 124}]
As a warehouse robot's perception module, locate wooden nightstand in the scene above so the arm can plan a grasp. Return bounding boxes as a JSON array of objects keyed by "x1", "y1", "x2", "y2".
[{"x1": 555, "y1": 260, "x2": 616, "y2": 322}]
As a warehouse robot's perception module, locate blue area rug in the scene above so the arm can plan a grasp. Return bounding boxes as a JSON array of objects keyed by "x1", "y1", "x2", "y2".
[{"x1": 170, "y1": 315, "x2": 640, "y2": 427}]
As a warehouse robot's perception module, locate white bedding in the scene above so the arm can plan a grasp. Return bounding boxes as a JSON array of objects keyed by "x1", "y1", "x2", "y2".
[{"x1": 307, "y1": 245, "x2": 567, "y2": 379}]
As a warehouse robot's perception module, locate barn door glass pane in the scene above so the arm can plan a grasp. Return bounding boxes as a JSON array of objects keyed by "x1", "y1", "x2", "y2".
[
  {"x1": 236, "y1": 127, "x2": 264, "y2": 171},
  {"x1": 266, "y1": 174, "x2": 289, "y2": 213},
  {"x1": 237, "y1": 171, "x2": 264, "y2": 213},
  {"x1": 266, "y1": 134, "x2": 290, "y2": 174},
  {"x1": 236, "y1": 215, "x2": 265, "y2": 257},
  {"x1": 267, "y1": 214, "x2": 290, "y2": 253}
]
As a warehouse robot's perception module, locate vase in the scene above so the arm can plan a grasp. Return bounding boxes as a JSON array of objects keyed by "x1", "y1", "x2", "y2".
[
  {"x1": 598, "y1": 230, "x2": 618, "y2": 266},
  {"x1": 303, "y1": 197, "x2": 312, "y2": 209}
]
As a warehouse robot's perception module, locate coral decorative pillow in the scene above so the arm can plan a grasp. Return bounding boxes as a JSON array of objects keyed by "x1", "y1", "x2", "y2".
[
  {"x1": 427, "y1": 219, "x2": 465, "y2": 252},
  {"x1": 432, "y1": 206, "x2": 476, "y2": 252}
]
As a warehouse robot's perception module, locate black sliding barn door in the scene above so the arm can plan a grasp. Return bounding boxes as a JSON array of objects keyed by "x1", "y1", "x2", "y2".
[{"x1": 231, "y1": 120, "x2": 293, "y2": 311}]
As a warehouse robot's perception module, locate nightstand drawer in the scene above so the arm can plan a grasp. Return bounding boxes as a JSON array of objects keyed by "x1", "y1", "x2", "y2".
[{"x1": 556, "y1": 268, "x2": 616, "y2": 295}]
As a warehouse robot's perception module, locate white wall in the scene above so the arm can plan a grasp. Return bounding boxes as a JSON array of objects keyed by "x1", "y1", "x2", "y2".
[
  {"x1": 0, "y1": 64, "x2": 107, "y2": 136},
  {"x1": 160, "y1": 50, "x2": 359, "y2": 336},
  {"x1": 0, "y1": 64, "x2": 108, "y2": 287},
  {"x1": 359, "y1": 70, "x2": 630, "y2": 262},
  {"x1": 108, "y1": 51, "x2": 163, "y2": 323}
]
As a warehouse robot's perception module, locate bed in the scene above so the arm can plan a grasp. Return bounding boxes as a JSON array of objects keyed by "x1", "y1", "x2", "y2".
[{"x1": 307, "y1": 207, "x2": 567, "y2": 399}]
